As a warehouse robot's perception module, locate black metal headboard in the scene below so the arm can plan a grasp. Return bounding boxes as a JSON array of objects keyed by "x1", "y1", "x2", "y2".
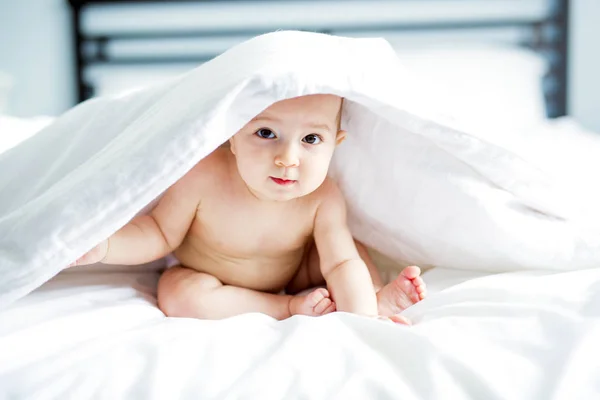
[{"x1": 67, "y1": 0, "x2": 569, "y2": 118}]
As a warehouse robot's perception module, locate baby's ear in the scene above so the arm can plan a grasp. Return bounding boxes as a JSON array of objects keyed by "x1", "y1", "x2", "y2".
[
  {"x1": 228, "y1": 137, "x2": 236, "y2": 155},
  {"x1": 335, "y1": 130, "x2": 347, "y2": 146}
]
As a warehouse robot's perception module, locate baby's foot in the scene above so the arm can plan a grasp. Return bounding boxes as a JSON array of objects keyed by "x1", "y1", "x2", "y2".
[
  {"x1": 377, "y1": 266, "x2": 426, "y2": 316},
  {"x1": 289, "y1": 288, "x2": 336, "y2": 317}
]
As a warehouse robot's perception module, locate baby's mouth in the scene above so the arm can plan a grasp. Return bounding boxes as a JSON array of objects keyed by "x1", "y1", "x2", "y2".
[{"x1": 270, "y1": 177, "x2": 297, "y2": 186}]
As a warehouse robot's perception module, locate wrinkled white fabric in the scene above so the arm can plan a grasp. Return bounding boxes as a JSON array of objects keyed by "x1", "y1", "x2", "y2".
[
  {"x1": 1, "y1": 267, "x2": 599, "y2": 399},
  {"x1": 1, "y1": 31, "x2": 599, "y2": 309}
]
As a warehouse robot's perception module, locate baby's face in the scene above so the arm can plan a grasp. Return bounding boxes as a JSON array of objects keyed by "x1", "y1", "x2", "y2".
[{"x1": 229, "y1": 94, "x2": 345, "y2": 201}]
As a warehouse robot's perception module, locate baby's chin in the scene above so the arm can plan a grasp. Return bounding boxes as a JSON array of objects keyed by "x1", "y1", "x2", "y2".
[
  {"x1": 248, "y1": 182, "x2": 321, "y2": 202},
  {"x1": 260, "y1": 187, "x2": 308, "y2": 202}
]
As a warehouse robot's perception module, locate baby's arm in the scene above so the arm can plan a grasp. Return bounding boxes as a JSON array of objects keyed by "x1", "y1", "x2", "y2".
[
  {"x1": 313, "y1": 182, "x2": 378, "y2": 316},
  {"x1": 71, "y1": 166, "x2": 202, "y2": 266}
]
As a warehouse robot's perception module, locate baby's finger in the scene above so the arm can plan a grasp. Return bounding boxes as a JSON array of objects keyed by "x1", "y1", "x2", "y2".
[
  {"x1": 314, "y1": 298, "x2": 332, "y2": 315},
  {"x1": 322, "y1": 302, "x2": 336, "y2": 315},
  {"x1": 67, "y1": 258, "x2": 82, "y2": 268},
  {"x1": 69, "y1": 253, "x2": 93, "y2": 267}
]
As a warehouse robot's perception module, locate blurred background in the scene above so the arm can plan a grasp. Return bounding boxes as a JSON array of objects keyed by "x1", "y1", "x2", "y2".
[{"x1": 0, "y1": 0, "x2": 598, "y2": 132}]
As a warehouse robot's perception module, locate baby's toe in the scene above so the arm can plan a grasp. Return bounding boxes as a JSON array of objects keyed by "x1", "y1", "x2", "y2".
[
  {"x1": 412, "y1": 277, "x2": 427, "y2": 300},
  {"x1": 410, "y1": 291, "x2": 421, "y2": 303},
  {"x1": 402, "y1": 266, "x2": 421, "y2": 280},
  {"x1": 394, "y1": 277, "x2": 419, "y2": 303},
  {"x1": 388, "y1": 314, "x2": 412, "y2": 325},
  {"x1": 412, "y1": 276, "x2": 425, "y2": 288}
]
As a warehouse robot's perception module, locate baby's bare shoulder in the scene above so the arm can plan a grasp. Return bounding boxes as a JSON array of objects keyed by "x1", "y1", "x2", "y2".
[
  {"x1": 191, "y1": 146, "x2": 228, "y2": 173},
  {"x1": 161, "y1": 146, "x2": 228, "y2": 203},
  {"x1": 180, "y1": 146, "x2": 228, "y2": 185},
  {"x1": 312, "y1": 177, "x2": 345, "y2": 208},
  {"x1": 310, "y1": 178, "x2": 348, "y2": 229}
]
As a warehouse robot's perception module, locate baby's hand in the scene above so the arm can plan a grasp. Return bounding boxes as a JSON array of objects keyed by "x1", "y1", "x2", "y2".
[{"x1": 67, "y1": 239, "x2": 109, "y2": 268}]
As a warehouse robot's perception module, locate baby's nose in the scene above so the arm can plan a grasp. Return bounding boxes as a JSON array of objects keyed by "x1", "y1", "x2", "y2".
[{"x1": 275, "y1": 145, "x2": 300, "y2": 167}]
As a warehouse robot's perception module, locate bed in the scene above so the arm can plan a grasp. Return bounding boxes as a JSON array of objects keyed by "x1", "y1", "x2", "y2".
[
  {"x1": 4, "y1": 1, "x2": 600, "y2": 399},
  {"x1": 66, "y1": 0, "x2": 568, "y2": 119}
]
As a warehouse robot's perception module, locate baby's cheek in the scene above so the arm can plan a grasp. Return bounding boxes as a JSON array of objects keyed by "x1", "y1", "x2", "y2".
[
  {"x1": 305, "y1": 162, "x2": 329, "y2": 188},
  {"x1": 235, "y1": 156, "x2": 257, "y2": 183}
]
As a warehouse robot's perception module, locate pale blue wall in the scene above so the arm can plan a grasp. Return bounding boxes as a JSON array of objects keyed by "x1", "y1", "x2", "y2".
[
  {"x1": 569, "y1": 0, "x2": 600, "y2": 132},
  {"x1": 0, "y1": 0, "x2": 74, "y2": 117}
]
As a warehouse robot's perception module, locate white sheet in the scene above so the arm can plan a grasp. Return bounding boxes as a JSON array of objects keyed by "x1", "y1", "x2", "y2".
[
  {"x1": 0, "y1": 114, "x2": 53, "y2": 154},
  {"x1": 2, "y1": 31, "x2": 600, "y2": 309},
  {"x1": 1, "y1": 266, "x2": 599, "y2": 399},
  {"x1": 477, "y1": 117, "x2": 600, "y2": 221}
]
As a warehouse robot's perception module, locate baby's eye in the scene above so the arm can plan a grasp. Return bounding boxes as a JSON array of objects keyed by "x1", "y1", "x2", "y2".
[
  {"x1": 302, "y1": 134, "x2": 322, "y2": 145},
  {"x1": 255, "y1": 128, "x2": 276, "y2": 139}
]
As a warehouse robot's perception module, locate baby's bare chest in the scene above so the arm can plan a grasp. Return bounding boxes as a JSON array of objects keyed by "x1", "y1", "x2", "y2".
[{"x1": 192, "y1": 196, "x2": 315, "y2": 257}]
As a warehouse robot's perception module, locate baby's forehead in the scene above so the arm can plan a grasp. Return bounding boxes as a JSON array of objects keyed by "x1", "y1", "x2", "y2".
[{"x1": 261, "y1": 95, "x2": 342, "y2": 117}]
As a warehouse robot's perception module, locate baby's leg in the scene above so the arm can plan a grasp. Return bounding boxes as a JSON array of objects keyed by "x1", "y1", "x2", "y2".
[
  {"x1": 353, "y1": 241, "x2": 426, "y2": 315},
  {"x1": 285, "y1": 241, "x2": 326, "y2": 294},
  {"x1": 288, "y1": 239, "x2": 426, "y2": 316},
  {"x1": 286, "y1": 239, "x2": 381, "y2": 294},
  {"x1": 376, "y1": 266, "x2": 427, "y2": 317},
  {"x1": 157, "y1": 266, "x2": 335, "y2": 320}
]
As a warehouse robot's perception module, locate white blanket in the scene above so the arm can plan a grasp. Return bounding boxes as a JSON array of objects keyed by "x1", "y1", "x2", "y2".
[
  {"x1": 1, "y1": 267, "x2": 599, "y2": 399},
  {"x1": 0, "y1": 115, "x2": 53, "y2": 154},
  {"x1": 1, "y1": 30, "x2": 600, "y2": 309}
]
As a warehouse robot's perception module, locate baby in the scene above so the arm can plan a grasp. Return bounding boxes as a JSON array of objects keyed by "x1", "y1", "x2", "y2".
[{"x1": 71, "y1": 94, "x2": 426, "y2": 323}]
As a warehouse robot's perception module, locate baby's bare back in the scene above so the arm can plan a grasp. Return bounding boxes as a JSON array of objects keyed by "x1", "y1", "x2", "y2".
[{"x1": 173, "y1": 148, "x2": 319, "y2": 293}]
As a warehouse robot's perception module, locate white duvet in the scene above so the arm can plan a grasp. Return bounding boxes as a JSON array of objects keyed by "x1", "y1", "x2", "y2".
[
  {"x1": 1, "y1": 31, "x2": 600, "y2": 398},
  {"x1": 1, "y1": 266, "x2": 599, "y2": 399},
  {"x1": 1, "y1": 31, "x2": 599, "y2": 307}
]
